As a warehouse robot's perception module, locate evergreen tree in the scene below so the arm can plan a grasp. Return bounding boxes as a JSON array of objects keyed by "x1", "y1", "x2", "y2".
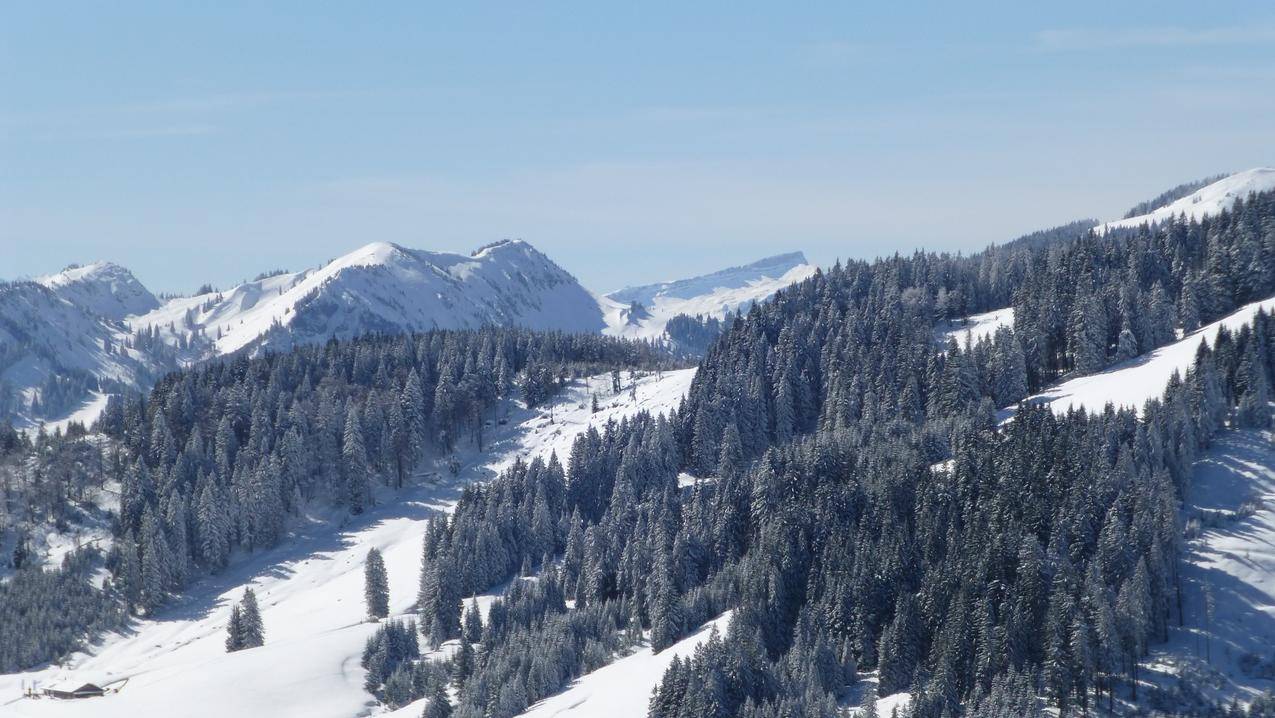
[
  {"x1": 421, "y1": 681, "x2": 453, "y2": 718},
  {"x1": 225, "y1": 604, "x2": 244, "y2": 652},
  {"x1": 1069, "y1": 291, "x2": 1107, "y2": 374},
  {"x1": 453, "y1": 633, "x2": 474, "y2": 687},
  {"x1": 343, "y1": 407, "x2": 372, "y2": 514},
  {"x1": 463, "y1": 600, "x2": 482, "y2": 644},
  {"x1": 240, "y1": 587, "x2": 265, "y2": 648},
  {"x1": 366, "y1": 548, "x2": 390, "y2": 620},
  {"x1": 1115, "y1": 322, "x2": 1139, "y2": 362}
]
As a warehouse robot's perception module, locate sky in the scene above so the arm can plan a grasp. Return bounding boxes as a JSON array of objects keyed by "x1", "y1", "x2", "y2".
[{"x1": 3, "y1": 2, "x2": 1275, "y2": 295}]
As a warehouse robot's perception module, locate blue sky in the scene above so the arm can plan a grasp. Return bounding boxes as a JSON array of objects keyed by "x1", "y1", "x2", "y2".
[{"x1": 3, "y1": 2, "x2": 1274, "y2": 294}]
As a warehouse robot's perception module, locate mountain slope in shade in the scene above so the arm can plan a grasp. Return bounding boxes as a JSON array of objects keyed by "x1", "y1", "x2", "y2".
[
  {"x1": 0, "y1": 282, "x2": 170, "y2": 428},
  {"x1": 130, "y1": 239, "x2": 607, "y2": 359},
  {"x1": 37, "y1": 261, "x2": 160, "y2": 322},
  {"x1": 1140, "y1": 424, "x2": 1275, "y2": 706},
  {"x1": 600, "y1": 251, "x2": 815, "y2": 340},
  {"x1": 1098, "y1": 168, "x2": 1275, "y2": 234}
]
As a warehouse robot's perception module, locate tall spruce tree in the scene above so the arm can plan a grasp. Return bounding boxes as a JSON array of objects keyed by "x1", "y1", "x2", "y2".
[
  {"x1": 225, "y1": 604, "x2": 244, "y2": 652},
  {"x1": 239, "y1": 587, "x2": 265, "y2": 648},
  {"x1": 365, "y1": 548, "x2": 390, "y2": 620}
]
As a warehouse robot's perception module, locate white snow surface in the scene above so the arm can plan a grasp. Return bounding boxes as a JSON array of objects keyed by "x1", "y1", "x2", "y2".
[
  {"x1": 0, "y1": 368, "x2": 695, "y2": 718},
  {"x1": 1098, "y1": 168, "x2": 1275, "y2": 234},
  {"x1": 846, "y1": 687, "x2": 912, "y2": 717},
  {"x1": 28, "y1": 392, "x2": 113, "y2": 436},
  {"x1": 936, "y1": 307, "x2": 1014, "y2": 350},
  {"x1": 130, "y1": 239, "x2": 607, "y2": 358},
  {"x1": 516, "y1": 612, "x2": 733, "y2": 718},
  {"x1": 601, "y1": 252, "x2": 815, "y2": 340},
  {"x1": 1011, "y1": 295, "x2": 1275, "y2": 418}
]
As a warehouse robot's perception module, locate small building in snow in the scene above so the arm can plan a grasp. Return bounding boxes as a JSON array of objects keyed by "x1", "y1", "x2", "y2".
[{"x1": 42, "y1": 681, "x2": 106, "y2": 699}]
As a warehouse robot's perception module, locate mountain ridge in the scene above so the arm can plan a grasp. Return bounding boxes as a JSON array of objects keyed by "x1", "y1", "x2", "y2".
[
  {"x1": 1, "y1": 239, "x2": 810, "y2": 428},
  {"x1": 600, "y1": 250, "x2": 816, "y2": 341},
  {"x1": 1098, "y1": 167, "x2": 1275, "y2": 233}
]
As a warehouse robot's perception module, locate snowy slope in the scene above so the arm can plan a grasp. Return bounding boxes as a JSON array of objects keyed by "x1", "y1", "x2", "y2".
[
  {"x1": 517, "y1": 612, "x2": 734, "y2": 718},
  {"x1": 1140, "y1": 424, "x2": 1275, "y2": 705},
  {"x1": 0, "y1": 282, "x2": 169, "y2": 430},
  {"x1": 515, "y1": 605, "x2": 913, "y2": 718},
  {"x1": 129, "y1": 239, "x2": 606, "y2": 359},
  {"x1": 601, "y1": 252, "x2": 815, "y2": 340},
  {"x1": 37, "y1": 262, "x2": 159, "y2": 321},
  {"x1": 0, "y1": 368, "x2": 695, "y2": 718},
  {"x1": 1010, "y1": 295, "x2": 1275, "y2": 418},
  {"x1": 936, "y1": 307, "x2": 1014, "y2": 350},
  {"x1": 1098, "y1": 168, "x2": 1275, "y2": 234}
]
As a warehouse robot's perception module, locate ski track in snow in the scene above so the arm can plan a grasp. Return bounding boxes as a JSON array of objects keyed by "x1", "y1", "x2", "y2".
[{"x1": 0, "y1": 368, "x2": 695, "y2": 718}]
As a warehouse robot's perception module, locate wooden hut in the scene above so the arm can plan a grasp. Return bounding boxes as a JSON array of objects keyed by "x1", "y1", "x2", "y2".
[{"x1": 42, "y1": 681, "x2": 106, "y2": 699}]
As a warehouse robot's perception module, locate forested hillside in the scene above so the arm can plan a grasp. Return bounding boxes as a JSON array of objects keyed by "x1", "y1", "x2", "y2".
[
  {"x1": 413, "y1": 190, "x2": 1275, "y2": 717},
  {"x1": 0, "y1": 328, "x2": 672, "y2": 670},
  {"x1": 5, "y1": 189, "x2": 1275, "y2": 717}
]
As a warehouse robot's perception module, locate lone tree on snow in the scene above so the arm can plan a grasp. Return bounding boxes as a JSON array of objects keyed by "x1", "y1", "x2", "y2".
[
  {"x1": 365, "y1": 548, "x2": 389, "y2": 619},
  {"x1": 226, "y1": 587, "x2": 265, "y2": 652}
]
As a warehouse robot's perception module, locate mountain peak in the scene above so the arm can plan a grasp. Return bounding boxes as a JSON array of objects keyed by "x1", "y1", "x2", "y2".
[
  {"x1": 472, "y1": 238, "x2": 533, "y2": 257},
  {"x1": 338, "y1": 241, "x2": 411, "y2": 268},
  {"x1": 128, "y1": 237, "x2": 605, "y2": 358},
  {"x1": 37, "y1": 260, "x2": 159, "y2": 321}
]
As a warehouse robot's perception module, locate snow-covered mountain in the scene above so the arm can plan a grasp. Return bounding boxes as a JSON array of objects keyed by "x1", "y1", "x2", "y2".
[
  {"x1": 599, "y1": 251, "x2": 816, "y2": 340},
  {"x1": 5, "y1": 238, "x2": 813, "y2": 429},
  {"x1": 129, "y1": 239, "x2": 607, "y2": 359},
  {"x1": 0, "y1": 281, "x2": 170, "y2": 429},
  {"x1": 1097, "y1": 167, "x2": 1275, "y2": 234},
  {"x1": 0, "y1": 262, "x2": 166, "y2": 429},
  {"x1": 37, "y1": 261, "x2": 160, "y2": 322}
]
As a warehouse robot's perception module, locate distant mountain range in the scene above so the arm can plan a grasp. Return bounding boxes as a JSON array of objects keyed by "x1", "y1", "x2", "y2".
[
  {"x1": 0, "y1": 239, "x2": 812, "y2": 429},
  {"x1": 5, "y1": 166, "x2": 1273, "y2": 430}
]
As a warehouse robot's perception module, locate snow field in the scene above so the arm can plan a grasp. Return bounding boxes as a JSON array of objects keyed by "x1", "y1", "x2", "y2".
[
  {"x1": 936, "y1": 307, "x2": 1014, "y2": 350},
  {"x1": 516, "y1": 612, "x2": 734, "y2": 718}
]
